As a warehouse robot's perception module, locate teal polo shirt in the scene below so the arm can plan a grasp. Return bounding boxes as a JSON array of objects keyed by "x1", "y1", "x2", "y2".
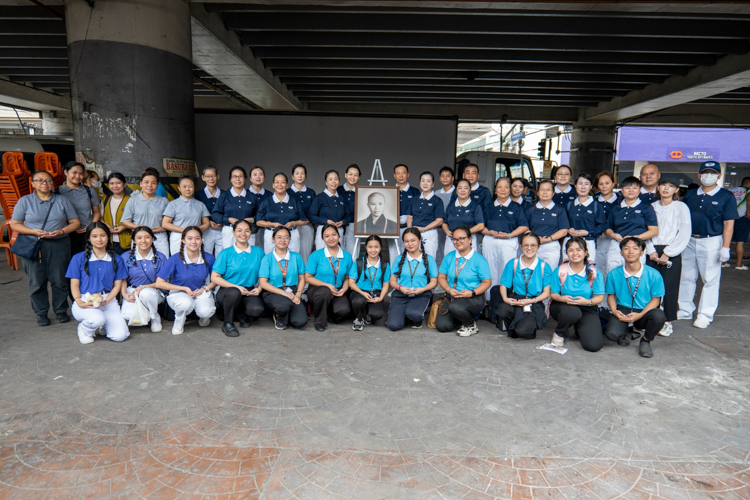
[
  {"x1": 439, "y1": 250, "x2": 492, "y2": 292},
  {"x1": 393, "y1": 253, "x2": 438, "y2": 289},
  {"x1": 500, "y1": 258, "x2": 553, "y2": 297},
  {"x1": 213, "y1": 245, "x2": 265, "y2": 288},
  {"x1": 306, "y1": 246, "x2": 354, "y2": 289},
  {"x1": 551, "y1": 265, "x2": 605, "y2": 299},
  {"x1": 259, "y1": 250, "x2": 305, "y2": 289},
  {"x1": 605, "y1": 264, "x2": 665, "y2": 310},
  {"x1": 348, "y1": 258, "x2": 391, "y2": 292}
]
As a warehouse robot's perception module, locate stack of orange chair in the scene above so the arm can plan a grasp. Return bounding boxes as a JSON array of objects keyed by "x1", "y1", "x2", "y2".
[
  {"x1": 34, "y1": 152, "x2": 64, "y2": 188},
  {"x1": 0, "y1": 151, "x2": 32, "y2": 270}
]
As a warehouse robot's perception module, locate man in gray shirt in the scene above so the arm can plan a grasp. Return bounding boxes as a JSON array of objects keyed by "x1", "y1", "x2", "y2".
[
  {"x1": 55, "y1": 162, "x2": 100, "y2": 254},
  {"x1": 11, "y1": 170, "x2": 81, "y2": 326}
]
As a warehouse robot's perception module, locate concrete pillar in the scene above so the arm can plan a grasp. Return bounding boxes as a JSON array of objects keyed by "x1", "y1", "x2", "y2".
[
  {"x1": 569, "y1": 127, "x2": 617, "y2": 178},
  {"x1": 41, "y1": 110, "x2": 74, "y2": 136},
  {"x1": 64, "y1": 0, "x2": 194, "y2": 180}
]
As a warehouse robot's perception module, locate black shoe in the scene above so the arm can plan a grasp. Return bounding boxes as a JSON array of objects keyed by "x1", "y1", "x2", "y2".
[
  {"x1": 37, "y1": 315, "x2": 50, "y2": 327},
  {"x1": 56, "y1": 313, "x2": 70, "y2": 324},
  {"x1": 617, "y1": 337, "x2": 631, "y2": 347},
  {"x1": 222, "y1": 322, "x2": 240, "y2": 337},
  {"x1": 507, "y1": 331, "x2": 518, "y2": 339},
  {"x1": 639, "y1": 339, "x2": 653, "y2": 358},
  {"x1": 314, "y1": 323, "x2": 325, "y2": 332},
  {"x1": 274, "y1": 315, "x2": 287, "y2": 330},
  {"x1": 239, "y1": 318, "x2": 251, "y2": 328}
]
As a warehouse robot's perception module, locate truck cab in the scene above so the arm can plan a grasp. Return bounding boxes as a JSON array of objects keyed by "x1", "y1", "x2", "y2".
[{"x1": 455, "y1": 151, "x2": 537, "y2": 191}]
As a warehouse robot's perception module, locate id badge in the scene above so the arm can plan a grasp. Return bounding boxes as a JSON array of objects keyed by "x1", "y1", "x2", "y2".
[{"x1": 284, "y1": 287, "x2": 294, "y2": 293}]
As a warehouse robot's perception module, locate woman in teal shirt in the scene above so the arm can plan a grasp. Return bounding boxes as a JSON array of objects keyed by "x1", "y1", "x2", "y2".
[
  {"x1": 259, "y1": 226, "x2": 308, "y2": 330},
  {"x1": 436, "y1": 226, "x2": 492, "y2": 337},
  {"x1": 550, "y1": 236, "x2": 605, "y2": 352},
  {"x1": 211, "y1": 220, "x2": 265, "y2": 337},
  {"x1": 348, "y1": 235, "x2": 391, "y2": 331},
  {"x1": 386, "y1": 228, "x2": 438, "y2": 331},
  {"x1": 495, "y1": 232, "x2": 553, "y2": 339},
  {"x1": 304, "y1": 223, "x2": 354, "y2": 331}
]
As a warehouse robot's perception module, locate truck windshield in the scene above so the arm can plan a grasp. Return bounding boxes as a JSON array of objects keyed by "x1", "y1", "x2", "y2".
[{"x1": 495, "y1": 158, "x2": 533, "y2": 183}]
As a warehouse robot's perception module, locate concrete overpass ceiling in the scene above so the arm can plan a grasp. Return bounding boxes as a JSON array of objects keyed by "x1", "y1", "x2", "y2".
[{"x1": 203, "y1": 2, "x2": 750, "y2": 117}]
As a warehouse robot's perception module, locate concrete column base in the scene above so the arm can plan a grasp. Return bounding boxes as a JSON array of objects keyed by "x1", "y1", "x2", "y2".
[{"x1": 569, "y1": 127, "x2": 617, "y2": 178}]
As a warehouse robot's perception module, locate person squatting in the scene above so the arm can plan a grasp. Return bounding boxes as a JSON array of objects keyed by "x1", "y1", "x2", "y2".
[{"x1": 12, "y1": 161, "x2": 738, "y2": 354}]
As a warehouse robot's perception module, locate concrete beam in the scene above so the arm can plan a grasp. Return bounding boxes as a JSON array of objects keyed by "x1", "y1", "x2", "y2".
[
  {"x1": 626, "y1": 103, "x2": 750, "y2": 128},
  {"x1": 583, "y1": 50, "x2": 750, "y2": 123},
  {"x1": 190, "y1": 4, "x2": 300, "y2": 110},
  {"x1": 0, "y1": 78, "x2": 69, "y2": 111}
]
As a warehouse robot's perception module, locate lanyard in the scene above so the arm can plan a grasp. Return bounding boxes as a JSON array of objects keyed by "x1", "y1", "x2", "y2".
[
  {"x1": 454, "y1": 257, "x2": 469, "y2": 289},
  {"x1": 521, "y1": 267, "x2": 535, "y2": 298},
  {"x1": 406, "y1": 259, "x2": 420, "y2": 284},
  {"x1": 328, "y1": 256, "x2": 341, "y2": 288},
  {"x1": 276, "y1": 259, "x2": 288, "y2": 288},
  {"x1": 625, "y1": 275, "x2": 641, "y2": 310},
  {"x1": 367, "y1": 265, "x2": 378, "y2": 291}
]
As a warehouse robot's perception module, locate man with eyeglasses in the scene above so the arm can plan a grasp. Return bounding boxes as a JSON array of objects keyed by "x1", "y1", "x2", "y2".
[
  {"x1": 10, "y1": 170, "x2": 81, "y2": 326},
  {"x1": 195, "y1": 166, "x2": 224, "y2": 256}
]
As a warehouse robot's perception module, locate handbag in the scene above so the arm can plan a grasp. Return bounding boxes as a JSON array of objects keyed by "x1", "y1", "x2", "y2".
[
  {"x1": 11, "y1": 196, "x2": 56, "y2": 260},
  {"x1": 427, "y1": 296, "x2": 451, "y2": 329}
]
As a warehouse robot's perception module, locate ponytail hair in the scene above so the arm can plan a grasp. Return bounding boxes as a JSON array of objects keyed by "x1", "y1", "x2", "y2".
[
  {"x1": 565, "y1": 236, "x2": 594, "y2": 282},
  {"x1": 83, "y1": 222, "x2": 115, "y2": 275},
  {"x1": 394, "y1": 228, "x2": 429, "y2": 279}
]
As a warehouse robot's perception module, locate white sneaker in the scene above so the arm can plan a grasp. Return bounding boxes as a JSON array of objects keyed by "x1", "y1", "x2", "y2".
[
  {"x1": 677, "y1": 311, "x2": 693, "y2": 321},
  {"x1": 198, "y1": 317, "x2": 210, "y2": 327},
  {"x1": 150, "y1": 316, "x2": 162, "y2": 333},
  {"x1": 736, "y1": 265, "x2": 748, "y2": 270},
  {"x1": 657, "y1": 322, "x2": 672, "y2": 337},
  {"x1": 551, "y1": 333, "x2": 564, "y2": 347},
  {"x1": 721, "y1": 262, "x2": 730, "y2": 268},
  {"x1": 95, "y1": 327, "x2": 106, "y2": 336},
  {"x1": 172, "y1": 317, "x2": 185, "y2": 335},
  {"x1": 693, "y1": 317, "x2": 710, "y2": 329},
  {"x1": 78, "y1": 333, "x2": 94, "y2": 344},
  {"x1": 457, "y1": 322, "x2": 478, "y2": 337}
]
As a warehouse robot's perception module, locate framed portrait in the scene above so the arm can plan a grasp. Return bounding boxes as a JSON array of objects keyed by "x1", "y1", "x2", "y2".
[{"x1": 354, "y1": 186, "x2": 401, "y2": 238}]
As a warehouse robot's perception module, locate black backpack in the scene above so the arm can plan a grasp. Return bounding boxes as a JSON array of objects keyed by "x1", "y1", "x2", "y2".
[{"x1": 356, "y1": 257, "x2": 387, "y2": 290}]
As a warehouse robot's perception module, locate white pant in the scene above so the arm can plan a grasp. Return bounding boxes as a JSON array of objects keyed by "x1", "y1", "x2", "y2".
[
  {"x1": 154, "y1": 232, "x2": 169, "y2": 257},
  {"x1": 264, "y1": 227, "x2": 300, "y2": 254},
  {"x1": 222, "y1": 225, "x2": 255, "y2": 250},
  {"x1": 121, "y1": 287, "x2": 164, "y2": 323},
  {"x1": 444, "y1": 233, "x2": 478, "y2": 257},
  {"x1": 343, "y1": 223, "x2": 358, "y2": 258},
  {"x1": 388, "y1": 228, "x2": 407, "y2": 266},
  {"x1": 203, "y1": 227, "x2": 224, "y2": 256},
  {"x1": 482, "y1": 236, "x2": 518, "y2": 298},
  {"x1": 678, "y1": 236, "x2": 722, "y2": 323},
  {"x1": 537, "y1": 240, "x2": 561, "y2": 270},
  {"x1": 167, "y1": 291, "x2": 216, "y2": 331},
  {"x1": 596, "y1": 235, "x2": 611, "y2": 276},
  {"x1": 169, "y1": 232, "x2": 184, "y2": 256},
  {"x1": 421, "y1": 229, "x2": 439, "y2": 262},
  {"x1": 561, "y1": 237, "x2": 596, "y2": 263},
  {"x1": 315, "y1": 225, "x2": 344, "y2": 251},
  {"x1": 298, "y1": 224, "x2": 314, "y2": 264},
  {"x1": 72, "y1": 300, "x2": 129, "y2": 342},
  {"x1": 607, "y1": 239, "x2": 646, "y2": 274}
]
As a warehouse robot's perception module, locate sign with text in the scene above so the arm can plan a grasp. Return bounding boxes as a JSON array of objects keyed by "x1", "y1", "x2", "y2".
[
  {"x1": 667, "y1": 148, "x2": 719, "y2": 161},
  {"x1": 163, "y1": 157, "x2": 197, "y2": 177},
  {"x1": 511, "y1": 131, "x2": 525, "y2": 142}
]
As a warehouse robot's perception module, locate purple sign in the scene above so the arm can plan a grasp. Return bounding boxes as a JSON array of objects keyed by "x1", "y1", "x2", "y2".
[{"x1": 617, "y1": 127, "x2": 750, "y2": 162}]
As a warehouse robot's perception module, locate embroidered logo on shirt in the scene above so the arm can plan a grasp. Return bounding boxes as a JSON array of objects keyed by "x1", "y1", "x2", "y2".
[
  {"x1": 635, "y1": 210, "x2": 641, "y2": 213},
  {"x1": 712, "y1": 201, "x2": 719, "y2": 205},
  {"x1": 587, "y1": 210, "x2": 593, "y2": 214},
  {"x1": 508, "y1": 211, "x2": 513, "y2": 214},
  {"x1": 551, "y1": 213, "x2": 557, "y2": 217}
]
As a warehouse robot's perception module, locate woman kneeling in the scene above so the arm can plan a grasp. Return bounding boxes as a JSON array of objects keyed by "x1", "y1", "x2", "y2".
[
  {"x1": 436, "y1": 226, "x2": 492, "y2": 336},
  {"x1": 348, "y1": 235, "x2": 391, "y2": 331},
  {"x1": 211, "y1": 220, "x2": 266, "y2": 337},
  {"x1": 495, "y1": 233, "x2": 553, "y2": 339},
  {"x1": 156, "y1": 226, "x2": 217, "y2": 335},
  {"x1": 67, "y1": 222, "x2": 129, "y2": 344},
  {"x1": 120, "y1": 226, "x2": 168, "y2": 332},
  {"x1": 259, "y1": 226, "x2": 309, "y2": 330},
  {"x1": 549, "y1": 237, "x2": 605, "y2": 352}
]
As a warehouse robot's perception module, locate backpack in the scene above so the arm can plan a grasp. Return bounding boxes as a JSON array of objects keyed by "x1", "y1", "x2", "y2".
[
  {"x1": 356, "y1": 257, "x2": 387, "y2": 290},
  {"x1": 512, "y1": 258, "x2": 546, "y2": 280},
  {"x1": 557, "y1": 261, "x2": 597, "y2": 289}
]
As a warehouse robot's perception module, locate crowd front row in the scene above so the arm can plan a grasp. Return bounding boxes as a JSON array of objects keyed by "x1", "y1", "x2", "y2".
[{"x1": 57, "y1": 219, "x2": 667, "y2": 358}]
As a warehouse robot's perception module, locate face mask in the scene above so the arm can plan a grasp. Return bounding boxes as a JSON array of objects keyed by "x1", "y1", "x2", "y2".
[
  {"x1": 700, "y1": 173, "x2": 719, "y2": 186},
  {"x1": 92, "y1": 180, "x2": 102, "y2": 188}
]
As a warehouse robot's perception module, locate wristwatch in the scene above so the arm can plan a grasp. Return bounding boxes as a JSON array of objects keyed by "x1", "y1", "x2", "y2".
[{"x1": 471, "y1": 290, "x2": 477, "y2": 297}]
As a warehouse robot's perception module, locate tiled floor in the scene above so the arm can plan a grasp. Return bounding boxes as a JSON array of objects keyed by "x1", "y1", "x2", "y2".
[{"x1": 1, "y1": 258, "x2": 749, "y2": 499}]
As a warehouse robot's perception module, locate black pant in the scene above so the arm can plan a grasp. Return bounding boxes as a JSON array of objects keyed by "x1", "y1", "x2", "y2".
[
  {"x1": 350, "y1": 291, "x2": 385, "y2": 323},
  {"x1": 309, "y1": 286, "x2": 352, "y2": 327},
  {"x1": 21, "y1": 236, "x2": 71, "y2": 316},
  {"x1": 69, "y1": 230, "x2": 87, "y2": 256},
  {"x1": 386, "y1": 290, "x2": 432, "y2": 331},
  {"x1": 495, "y1": 302, "x2": 537, "y2": 339},
  {"x1": 435, "y1": 295, "x2": 486, "y2": 332},
  {"x1": 549, "y1": 302, "x2": 603, "y2": 352},
  {"x1": 646, "y1": 245, "x2": 681, "y2": 322},
  {"x1": 216, "y1": 287, "x2": 264, "y2": 325},
  {"x1": 604, "y1": 306, "x2": 666, "y2": 342},
  {"x1": 262, "y1": 291, "x2": 308, "y2": 328}
]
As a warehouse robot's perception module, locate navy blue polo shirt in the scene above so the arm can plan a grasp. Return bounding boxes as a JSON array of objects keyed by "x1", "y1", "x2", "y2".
[
  {"x1": 448, "y1": 183, "x2": 493, "y2": 219},
  {"x1": 211, "y1": 188, "x2": 258, "y2": 227},
  {"x1": 158, "y1": 252, "x2": 215, "y2": 290},
  {"x1": 125, "y1": 250, "x2": 168, "y2": 287},
  {"x1": 439, "y1": 250, "x2": 492, "y2": 292},
  {"x1": 287, "y1": 185, "x2": 317, "y2": 218},
  {"x1": 552, "y1": 185, "x2": 577, "y2": 209},
  {"x1": 683, "y1": 186, "x2": 739, "y2": 237},
  {"x1": 639, "y1": 188, "x2": 659, "y2": 205},
  {"x1": 195, "y1": 187, "x2": 222, "y2": 214},
  {"x1": 399, "y1": 184, "x2": 421, "y2": 221},
  {"x1": 484, "y1": 199, "x2": 529, "y2": 233},
  {"x1": 66, "y1": 252, "x2": 128, "y2": 294},
  {"x1": 444, "y1": 199, "x2": 485, "y2": 231},
  {"x1": 607, "y1": 199, "x2": 658, "y2": 237},
  {"x1": 308, "y1": 190, "x2": 351, "y2": 226},
  {"x1": 596, "y1": 192, "x2": 623, "y2": 225},
  {"x1": 409, "y1": 192, "x2": 445, "y2": 228},
  {"x1": 525, "y1": 202, "x2": 570, "y2": 237},
  {"x1": 566, "y1": 197, "x2": 608, "y2": 239},
  {"x1": 336, "y1": 185, "x2": 356, "y2": 216},
  {"x1": 259, "y1": 250, "x2": 306, "y2": 289},
  {"x1": 256, "y1": 194, "x2": 307, "y2": 226},
  {"x1": 306, "y1": 246, "x2": 354, "y2": 289},
  {"x1": 249, "y1": 187, "x2": 272, "y2": 207}
]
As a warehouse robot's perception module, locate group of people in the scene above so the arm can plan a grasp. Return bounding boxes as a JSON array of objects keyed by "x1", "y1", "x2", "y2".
[{"x1": 10, "y1": 159, "x2": 741, "y2": 357}]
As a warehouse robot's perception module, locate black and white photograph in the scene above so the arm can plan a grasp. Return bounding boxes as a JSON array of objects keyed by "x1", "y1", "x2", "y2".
[{"x1": 354, "y1": 186, "x2": 400, "y2": 237}]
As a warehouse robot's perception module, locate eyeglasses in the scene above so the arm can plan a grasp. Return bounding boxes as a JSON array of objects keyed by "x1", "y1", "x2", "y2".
[
  {"x1": 231, "y1": 175, "x2": 245, "y2": 180},
  {"x1": 451, "y1": 237, "x2": 469, "y2": 244},
  {"x1": 275, "y1": 236, "x2": 291, "y2": 241},
  {"x1": 33, "y1": 179, "x2": 54, "y2": 185},
  {"x1": 521, "y1": 244, "x2": 539, "y2": 249}
]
